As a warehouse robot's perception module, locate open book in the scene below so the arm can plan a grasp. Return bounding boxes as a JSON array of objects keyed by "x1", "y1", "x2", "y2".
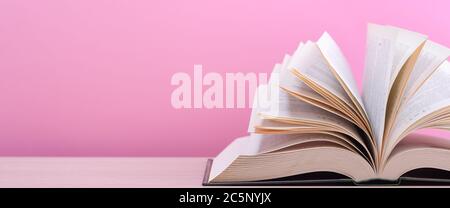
[{"x1": 204, "y1": 24, "x2": 450, "y2": 185}]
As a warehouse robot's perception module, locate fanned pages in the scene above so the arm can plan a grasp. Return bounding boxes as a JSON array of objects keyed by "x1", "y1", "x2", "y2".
[{"x1": 207, "y1": 24, "x2": 450, "y2": 185}]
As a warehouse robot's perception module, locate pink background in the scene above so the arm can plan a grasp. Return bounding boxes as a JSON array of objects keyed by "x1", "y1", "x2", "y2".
[{"x1": 0, "y1": 0, "x2": 449, "y2": 156}]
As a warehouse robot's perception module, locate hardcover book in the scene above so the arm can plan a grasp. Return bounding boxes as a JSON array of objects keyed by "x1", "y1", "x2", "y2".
[{"x1": 204, "y1": 23, "x2": 450, "y2": 186}]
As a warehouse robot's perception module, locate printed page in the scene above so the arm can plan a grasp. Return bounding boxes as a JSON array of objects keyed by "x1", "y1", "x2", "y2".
[
  {"x1": 278, "y1": 47, "x2": 350, "y2": 121},
  {"x1": 289, "y1": 41, "x2": 353, "y2": 106},
  {"x1": 362, "y1": 24, "x2": 427, "y2": 151},
  {"x1": 248, "y1": 41, "x2": 349, "y2": 133},
  {"x1": 403, "y1": 41, "x2": 450, "y2": 101},
  {"x1": 383, "y1": 26, "x2": 427, "y2": 144},
  {"x1": 247, "y1": 49, "x2": 363, "y2": 145},
  {"x1": 282, "y1": 86, "x2": 354, "y2": 123},
  {"x1": 278, "y1": 43, "x2": 321, "y2": 99},
  {"x1": 387, "y1": 25, "x2": 427, "y2": 88},
  {"x1": 248, "y1": 58, "x2": 351, "y2": 134},
  {"x1": 317, "y1": 32, "x2": 367, "y2": 115},
  {"x1": 387, "y1": 61, "x2": 450, "y2": 156},
  {"x1": 287, "y1": 41, "x2": 368, "y2": 128},
  {"x1": 264, "y1": 58, "x2": 357, "y2": 132},
  {"x1": 362, "y1": 24, "x2": 398, "y2": 150},
  {"x1": 249, "y1": 133, "x2": 356, "y2": 154}
]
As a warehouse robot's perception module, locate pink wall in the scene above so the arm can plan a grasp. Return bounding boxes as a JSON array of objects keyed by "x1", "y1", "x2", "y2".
[{"x1": 0, "y1": 0, "x2": 449, "y2": 156}]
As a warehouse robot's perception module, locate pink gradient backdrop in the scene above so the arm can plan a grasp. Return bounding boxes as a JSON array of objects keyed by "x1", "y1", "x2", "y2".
[{"x1": 0, "y1": 0, "x2": 449, "y2": 156}]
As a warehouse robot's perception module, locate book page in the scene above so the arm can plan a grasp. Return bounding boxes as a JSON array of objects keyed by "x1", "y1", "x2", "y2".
[
  {"x1": 248, "y1": 52, "x2": 291, "y2": 132},
  {"x1": 253, "y1": 120, "x2": 374, "y2": 165},
  {"x1": 279, "y1": 43, "x2": 321, "y2": 100},
  {"x1": 248, "y1": 83, "x2": 271, "y2": 132},
  {"x1": 362, "y1": 24, "x2": 398, "y2": 150},
  {"x1": 246, "y1": 49, "x2": 369, "y2": 155},
  {"x1": 210, "y1": 139, "x2": 375, "y2": 183},
  {"x1": 387, "y1": 61, "x2": 450, "y2": 156},
  {"x1": 259, "y1": 47, "x2": 356, "y2": 131},
  {"x1": 262, "y1": 51, "x2": 358, "y2": 133},
  {"x1": 289, "y1": 41, "x2": 354, "y2": 106},
  {"x1": 383, "y1": 26, "x2": 427, "y2": 147},
  {"x1": 278, "y1": 45, "x2": 353, "y2": 123},
  {"x1": 248, "y1": 41, "x2": 354, "y2": 134},
  {"x1": 382, "y1": 133, "x2": 450, "y2": 180},
  {"x1": 403, "y1": 41, "x2": 450, "y2": 101},
  {"x1": 362, "y1": 24, "x2": 427, "y2": 151},
  {"x1": 249, "y1": 133, "x2": 357, "y2": 155},
  {"x1": 317, "y1": 32, "x2": 367, "y2": 114},
  {"x1": 248, "y1": 72, "x2": 284, "y2": 133},
  {"x1": 282, "y1": 87, "x2": 353, "y2": 123},
  {"x1": 387, "y1": 25, "x2": 427, "y2": 87},
  {"x1": 248, "y1": 56, "x2": 353, "y2": 134},
  {"x1": 288, "y1": 41, "x2": 368, "y2": 129}
]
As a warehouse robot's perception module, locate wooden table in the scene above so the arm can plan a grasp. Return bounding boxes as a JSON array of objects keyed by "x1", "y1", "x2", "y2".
[
  {"x1": 0, "y1": 157, "x2": 208, "y2": 188},
  {"x1": 3, "y1": 157, "x2": 441, "y2": 188}
]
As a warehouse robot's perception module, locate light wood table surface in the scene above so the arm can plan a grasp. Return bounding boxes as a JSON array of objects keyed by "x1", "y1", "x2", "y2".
[{"x1": 0, "y1": 157, "x2": 208, "y2": 188}]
